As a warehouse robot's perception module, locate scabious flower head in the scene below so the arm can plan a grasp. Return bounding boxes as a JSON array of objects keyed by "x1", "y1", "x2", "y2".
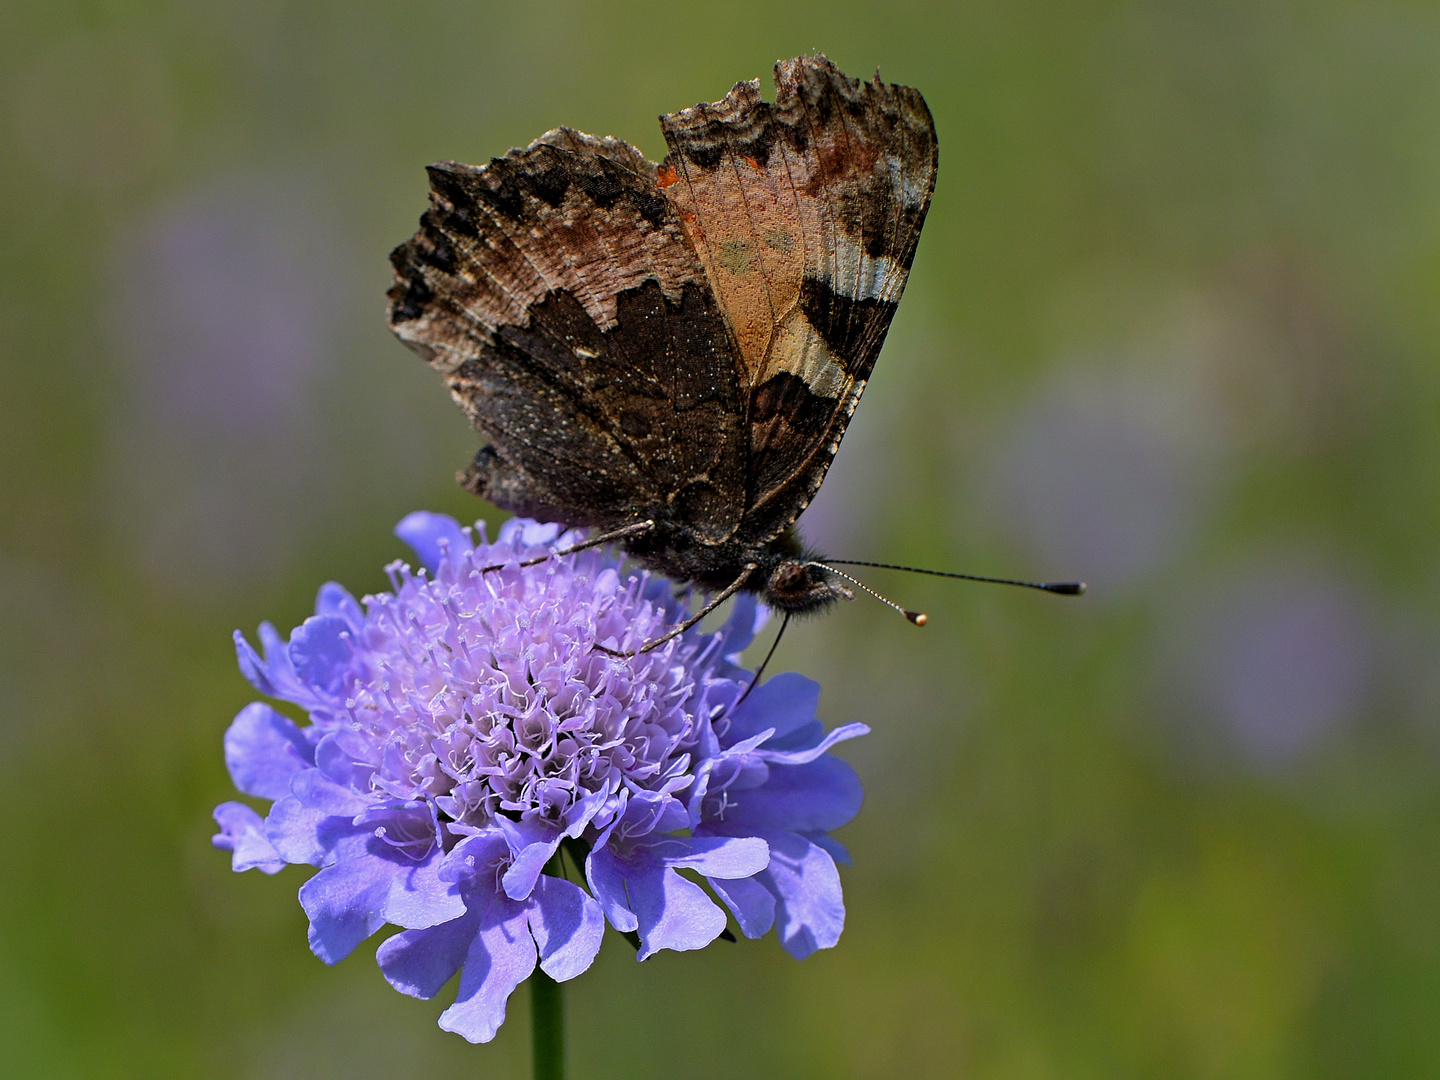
[{"x1": 214, "y1": 513, "x2": 867, "y2": 1042}]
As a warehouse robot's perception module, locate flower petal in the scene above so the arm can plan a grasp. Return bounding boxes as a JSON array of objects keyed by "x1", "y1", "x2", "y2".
[
  {"x1": 315, "y1": 581, "x2": 365, "y2": 632},
  {"x1": 496, "y1": 820, "x2": 562, "y2": 902},
  {"x1": 717, "y1": 755, "x2": 863, "y2": 833},
  {"x1": 756, "y1": 830, "x2": 845, "y2": 960},
  {"x1": 288, "y1": 615, "x2": 354, "y2": 699},
  {"x1": 299, "y1": 853, "x2": 401, "y2": 963},
  {"x1": 379, "y1": 852, "x2": 467, "y2": 930},
  {"x1": 440, "y1": 832, "x2": 512, "y2": 884},
  {"x1": 808, "y1": 832, "x2": 851, "y2": 866},
  {"x1": 717, "y1": 591, "x2": 768, "y2": 659},
  {"x1": 233, "y1": 629, "x2": 278, "y2": 698},
  {"x1": 235, "y1": 622, "x2": 322, "y2": 710},
  {"x1": 724, "y1": 672, "x2": 820, "y2": 743},
  {"x1": 708, "y1": 874, "x2": 776, "y2": 939},
  {"x1": 755, "y1": 722, "x2": 869, "y2": 765},
  {"x1": 288, "y1": 767, "x2": 369, "y2": 816},
  {"x1": 527, "y1": 875, "x2": 604, "y2": 981},
  {"x1": 585, "y1": 844, "x2": 638, "y2": 934},
  {"x1": 438, "y1": 895, "x2": 538, "y2": 1044},
  {"x1": 212, "y1": 802, "x2": 285, "y2": 874},
  {"x1": 654, "y1": 834, "x2": 769, "y2": 879},
  {"x1": 395, "y1": 511, "x2": 473, "y2": 573},
  {"x1": 377, "y1": 908, "x2": 478, "y2": 999},
  {"x1": 627, "y1": 863, "x2": 727, "y2": 959},
  {"x1": 299, "y1": 844, "x2": 460, "y2": 962},
  {"x1": 505, "y1": 518, "x2": 561, "y2": 548},
  {"x1": 313, "y1": 730, "x2": 375, "y2": 790},
  {"x1": 608, "y1": 789, "x2": 688, "y2": 841},
  {"x1": 224, "y1": 703, "x2": 312, "y2": 800},
  {"x1": 264, "y1": 797, "x2": 364, "y2": 866}
]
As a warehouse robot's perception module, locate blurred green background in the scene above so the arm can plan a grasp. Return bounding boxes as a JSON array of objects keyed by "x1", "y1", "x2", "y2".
[{"x1": 4, "y1": 1, "x2": 1440, "y2": 1076}]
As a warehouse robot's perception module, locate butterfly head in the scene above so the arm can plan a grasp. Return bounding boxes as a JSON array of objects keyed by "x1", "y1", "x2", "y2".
[{"x1": 759, "y1": 558, "x2": 854, "y2": 615}]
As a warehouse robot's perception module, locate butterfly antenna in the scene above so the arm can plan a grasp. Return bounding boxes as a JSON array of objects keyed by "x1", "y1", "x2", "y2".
[
  {"x1": 823, "y1": 559, "x2": 1086, "y2": 597},
  {"x1": 810, "y1": 563, "x2": 930, "y2": 626},
  {"x1": 732, "y1": 613, "x2": 792, "y2": 710}
]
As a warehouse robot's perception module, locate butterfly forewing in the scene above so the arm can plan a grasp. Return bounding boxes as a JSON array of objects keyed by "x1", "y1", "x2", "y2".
[{"x1": 659, "y1": 56, "x2": 937, "y2": 544}]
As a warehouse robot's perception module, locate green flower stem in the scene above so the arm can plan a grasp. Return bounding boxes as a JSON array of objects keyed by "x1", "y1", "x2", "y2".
[
  {"x1": 530, "y1": 966, "x2": 564, "y2": 1080},
  {"x1": 532, "y1": 851, "x2": 568, "y2": 1080}
]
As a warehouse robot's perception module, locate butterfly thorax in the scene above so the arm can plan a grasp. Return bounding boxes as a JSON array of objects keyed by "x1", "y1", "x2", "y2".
[{"x1": 623, "y1": 524, "x2": 852, "y2": 616}]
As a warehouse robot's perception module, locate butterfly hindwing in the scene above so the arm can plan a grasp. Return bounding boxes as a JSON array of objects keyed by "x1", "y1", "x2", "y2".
[{"x1": 388, "y1": 128, "x2": 749, "y2": 539}]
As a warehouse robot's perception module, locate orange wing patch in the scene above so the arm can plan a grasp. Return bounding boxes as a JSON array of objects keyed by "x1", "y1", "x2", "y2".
[
  {"x1": 658, "y1": 55, "x2": 937, "y2": 524},
  {"x1": 660, "y1": 83, "x2": 810, "y2": 388}
]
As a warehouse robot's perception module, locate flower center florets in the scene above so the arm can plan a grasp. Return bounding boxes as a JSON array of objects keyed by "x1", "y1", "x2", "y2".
[{"x1": 328, "y1": 533, "x2": 727, "y2": 838}]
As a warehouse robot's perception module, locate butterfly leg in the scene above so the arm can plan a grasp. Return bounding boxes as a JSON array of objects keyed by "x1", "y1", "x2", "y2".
[
  {"x1": 595, "y1": 563, "x2": 758, "y2": 658},
  {"x1": 730, "y1": 612, "x2": 791, "y2": 710},
  {"x1": 476, "y1": 520, "x2": 655, "y2": 574}
]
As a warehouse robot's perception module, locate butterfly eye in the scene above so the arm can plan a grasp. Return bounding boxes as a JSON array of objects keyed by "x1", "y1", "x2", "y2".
[{"x1": 767, "y1": 562, "x2": 810, "y2": 594}]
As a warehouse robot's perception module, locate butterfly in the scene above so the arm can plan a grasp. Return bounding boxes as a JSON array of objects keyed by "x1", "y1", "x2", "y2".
[{"x1": 387, "y1": 54, "x2": 938, "y2": 643}]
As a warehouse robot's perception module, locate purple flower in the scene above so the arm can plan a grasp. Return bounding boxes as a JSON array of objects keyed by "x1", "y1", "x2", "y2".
[{"x1": 213, "y1": 513, "x2": 867, "y2": 1042}]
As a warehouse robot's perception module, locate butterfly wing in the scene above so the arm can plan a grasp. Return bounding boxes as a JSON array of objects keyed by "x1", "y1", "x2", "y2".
[
  {"x1": 388, "y1": 128, "x2": 749, "y2": 539},
  {"x1": 659, "y1": 54, "x2": 937, "y2": 544},
  {"x1": 389, "y1": 58, "x2": 936, "y2": 563}
]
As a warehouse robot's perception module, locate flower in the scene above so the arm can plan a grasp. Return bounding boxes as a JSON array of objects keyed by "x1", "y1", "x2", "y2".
[{"x1": 213, "y1": 513, "x2": 868, "y2": 1042}]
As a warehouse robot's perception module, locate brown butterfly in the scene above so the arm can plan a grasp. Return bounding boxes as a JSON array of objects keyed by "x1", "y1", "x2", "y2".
[{"x1": 388, "y1": 54, "x2": 939, "y2": 646}]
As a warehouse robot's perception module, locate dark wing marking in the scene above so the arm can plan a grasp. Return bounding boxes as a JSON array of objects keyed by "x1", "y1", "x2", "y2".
[
  {"x1": 388, "y1": 128, "x2": 748, "y2": 540},
  {"x1": 659, "y1": 54, "x2": 937, "y2": 543}
]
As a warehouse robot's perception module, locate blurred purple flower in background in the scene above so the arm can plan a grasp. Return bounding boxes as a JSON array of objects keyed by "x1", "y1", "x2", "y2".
[
  {"x1": 1159, "y1": 556, "x2": 1378, "y2": 771},
  {"x1": 979, "y1": 353, "x2": 1225, "y2": 597},
  {"x1": 214, "y1": 514, "x2": 866, "y2": 1042},
  {"x1": 106, "y1": 172, "x2": 353, "y2": 591}
]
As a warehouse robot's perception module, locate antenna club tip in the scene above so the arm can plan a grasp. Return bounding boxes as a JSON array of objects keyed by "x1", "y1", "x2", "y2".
[
  {"x1": 906, "y1": 611, "x2": 928, "y2": 626},
  {"x1": 1047, "y1": 582, "x2": 1086, "y2": 596}
]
